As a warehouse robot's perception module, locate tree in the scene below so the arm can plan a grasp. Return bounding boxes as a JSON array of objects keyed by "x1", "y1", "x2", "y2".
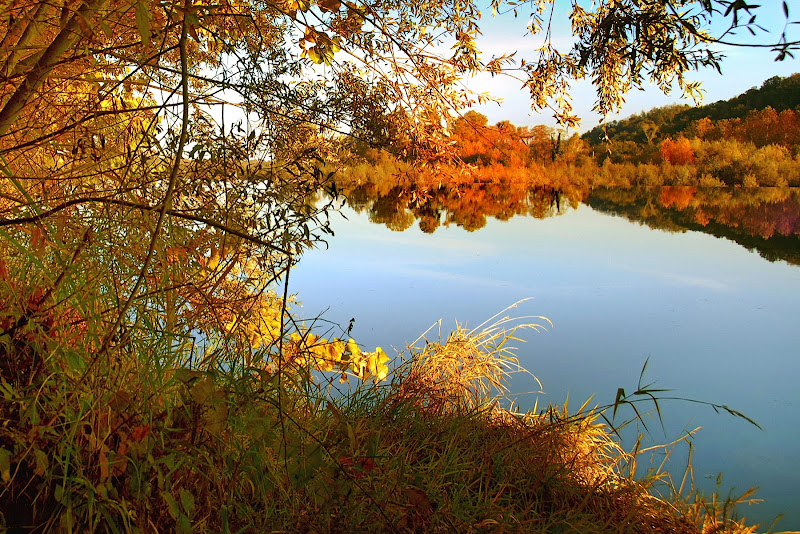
[{"x1": 661, "y1": 137, "x2": 695, "y2": 165}]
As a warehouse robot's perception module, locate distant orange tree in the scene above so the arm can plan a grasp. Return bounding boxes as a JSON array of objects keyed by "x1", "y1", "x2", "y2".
[{"x1": 660, "y1": 137, "x2": 695, "y2": 165}]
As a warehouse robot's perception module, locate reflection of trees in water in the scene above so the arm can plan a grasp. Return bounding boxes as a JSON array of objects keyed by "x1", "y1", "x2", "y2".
[
  {"x1": 339, "y1": 177, "x2": 800, "y2": 265},
  {"x1": 346, "y1": 184, "x2": 377, "y2": 210},
  {"x1": 338, "y1": 177, "x2": 574, "y2": 232},
  {"x1": 526, "y1": 188, "x2": 563, "y2": 219},
  {"x1": 367, "y1": 186, "x2": 416, "y2": 231},
  {"x1": 588, "y1": 187, "x2": 800, "y2": 265}
]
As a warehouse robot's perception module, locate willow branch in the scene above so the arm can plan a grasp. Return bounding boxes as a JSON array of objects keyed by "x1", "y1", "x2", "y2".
[
  {"x1": 0, "y1": 195, "x2": 291, "y2": 254},
  {"x1": 98, "y1": 0, "x2": 192, "y2": 354}
]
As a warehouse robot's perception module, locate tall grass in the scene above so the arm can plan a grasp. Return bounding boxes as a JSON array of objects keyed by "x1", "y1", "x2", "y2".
[{"x1": 0, "y1": 295, "x2": 765, "y2": 532}]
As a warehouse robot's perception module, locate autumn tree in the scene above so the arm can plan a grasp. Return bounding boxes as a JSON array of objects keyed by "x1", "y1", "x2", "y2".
[{"x1": 661, "y1": 137, "x2": 695, "y2": 165}]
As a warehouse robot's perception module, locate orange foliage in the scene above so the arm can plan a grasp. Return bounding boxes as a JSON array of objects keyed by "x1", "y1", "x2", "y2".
[
  {"x1": 692, "y1": 107, "x2": 800, "y2": 149},
  {"x1": 451, "y1": 111, "x2": 539, "y2": 167},
  {"x1": 660, "y1": 137, "x2": 694, "y2": 165}
]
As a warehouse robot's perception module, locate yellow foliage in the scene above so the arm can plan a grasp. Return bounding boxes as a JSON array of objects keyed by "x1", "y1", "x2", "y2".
[{"x1": 280, "y1": 333, "x2": 391, "y2": 383}]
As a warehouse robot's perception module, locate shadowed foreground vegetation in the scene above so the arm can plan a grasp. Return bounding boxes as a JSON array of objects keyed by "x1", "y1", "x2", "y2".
[{"x1": 0, "y1": 300, "x2": 764, "y2": 532}]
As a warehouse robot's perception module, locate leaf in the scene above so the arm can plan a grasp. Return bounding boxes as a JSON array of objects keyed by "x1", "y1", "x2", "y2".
[
  {"x1": 319, "y1": 0, "x2": 341, "y2": 12},
  {"x1": 134, "y1": 0, "x2": 151, "y2": 48},
  {"x1": 173, "y1": 368, "x2": 203, "y2": 385},
  {"x1": 99, "y1": 449, "x2": 109, "y2": 480},
  {"x1": 180, "y1": 488, "x2": 195, "y2": 517},
  {"x1": 177, "y1": 515, "x2": 192, "y2": 534},
  {"x1": 405, "y1": 487, "x2": 432, "y2": 512},
  {"x1": 131, "y1": 424, "x2": 150, "y2": 442},
  {"x1": 612, "y1": 387, "x2": 625, "y2": 420},
  {"x1": 30, "y1": 226, "x2": 45, "y2": 253},
  {"x1": 33, "y1": 449, "x2": 49, "y2": 476},
  {"x1": 161, "y1": 491, "x2": 180, "y2": 520},
  {"x1": 190, "y1": 377, "x2": 214, "y2": 404},
  {"x1": 75, "y1": 12, "x2": 94, "y2": 38},
  {"x1": 0, "y1": 448, "x2": 11, "y2": 483},
  {"x1": 65, "y1": 350, "x2": 86, "y2": 373},
  {"x1": 304, "y1": 46, "x2": 322, "y2": 64},
  {"x1": 99, "y1": 21, "x2": 113, "y2": 39},
  {"x1": 719, "y1": 404, "x2": 763, "y2": 430},
  {"x1": 203, "y1": 394, "x2": 229, "y2": 437},
  {"x1": 290, "y1": 0, "x2": 312, "y2": 11},
  {"x1": 186, "y1": 12, "x2": 200, "y2": 41},
  {"x1": 327, "y1": 400, "x2": 344, "y2": 422},
  {"x1": 60, "y1": 510, "x2": 75, "y2": 531}
]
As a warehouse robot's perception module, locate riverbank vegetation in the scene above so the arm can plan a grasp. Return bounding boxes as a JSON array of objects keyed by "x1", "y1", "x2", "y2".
[
  {"x1": 0, "y1": 290, "x2": 763, "y2": 532},
  {"x1": 1, "y1": 0, "x2": 797, "y2": 530}
]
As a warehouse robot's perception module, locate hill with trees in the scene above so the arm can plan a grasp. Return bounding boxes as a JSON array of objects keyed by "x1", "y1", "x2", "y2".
[{"x1": 582, "y1": 73, "x2": 800, "y2": 147}]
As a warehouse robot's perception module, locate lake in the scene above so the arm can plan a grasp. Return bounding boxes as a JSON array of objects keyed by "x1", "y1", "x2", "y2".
[{"x1": 291, "y1": 185, "x2": 800, "y2": 529}]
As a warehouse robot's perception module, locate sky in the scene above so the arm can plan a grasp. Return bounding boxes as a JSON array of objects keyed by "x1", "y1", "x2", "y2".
[{"x1": 462, "y1": 1, "x2": 800, "y2": 132}]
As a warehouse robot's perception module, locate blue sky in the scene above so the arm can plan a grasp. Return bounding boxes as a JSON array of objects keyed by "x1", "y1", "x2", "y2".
[{"x1": 463, "y1": 1, "x2": 800, "y2": 131}]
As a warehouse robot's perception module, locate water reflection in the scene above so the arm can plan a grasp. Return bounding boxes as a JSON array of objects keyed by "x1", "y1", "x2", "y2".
[
  {"x1": 331, "y1": 174, "x2": 800, "y2": 266},
  {"x1": 342, "y1": 181, "x2": 571, "y2": 232}
]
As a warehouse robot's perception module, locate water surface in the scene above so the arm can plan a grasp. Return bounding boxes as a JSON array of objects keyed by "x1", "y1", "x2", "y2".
[{"x1": 292, "y1": 187, "x2": 800, "y2": 529}]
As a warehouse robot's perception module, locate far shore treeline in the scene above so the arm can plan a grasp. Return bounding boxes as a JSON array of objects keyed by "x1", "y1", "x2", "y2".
[{"x1": 339, "y1": 73, "x2": 800, "y2": 189}]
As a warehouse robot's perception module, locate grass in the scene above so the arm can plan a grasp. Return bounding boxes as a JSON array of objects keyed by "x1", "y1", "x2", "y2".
[{"x1": 0, "y1": 300, "x2": 767, "y2": 533}]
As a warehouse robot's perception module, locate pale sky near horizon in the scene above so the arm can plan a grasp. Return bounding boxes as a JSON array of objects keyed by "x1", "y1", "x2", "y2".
[{"x1": 463, "y1": 1, "x2": 800, "y2": 132}]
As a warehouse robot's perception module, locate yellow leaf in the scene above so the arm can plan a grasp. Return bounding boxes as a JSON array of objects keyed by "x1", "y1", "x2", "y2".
[
  {"x1": 366, "y1": 347, "x2": 390, "y2": 381},
  {"x1": 346, "y1": 338, "x2": 361, "y2": 360}
]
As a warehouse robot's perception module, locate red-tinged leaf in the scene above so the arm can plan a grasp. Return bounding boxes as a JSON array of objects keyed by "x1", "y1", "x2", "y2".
[
  {"x1": 131, "y1": 424, "x2": 150, "y2": 441},
  {"x1": 186, "y1": 12, "x2": 200, "y2": 41},
  {"x1": 31, "y1": 226, "x2": 45, "y2": 253},
  {"x1": 99, "y1": 449, "x2": 109, "y2": 480},
  {"x1": 360, "y1": 457, "x2": 375, "y2": 471},
  {"x1": 405, "y1": 487, "x2": 433, "y2": 513},
  {"x1": 76, "y1": 13, "x2": 94, "y2": 38}
]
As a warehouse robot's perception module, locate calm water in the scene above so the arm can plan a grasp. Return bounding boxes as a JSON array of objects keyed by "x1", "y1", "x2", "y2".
[{"x1": 292, "y1": 188, "x2": 800, "y2": 529}]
